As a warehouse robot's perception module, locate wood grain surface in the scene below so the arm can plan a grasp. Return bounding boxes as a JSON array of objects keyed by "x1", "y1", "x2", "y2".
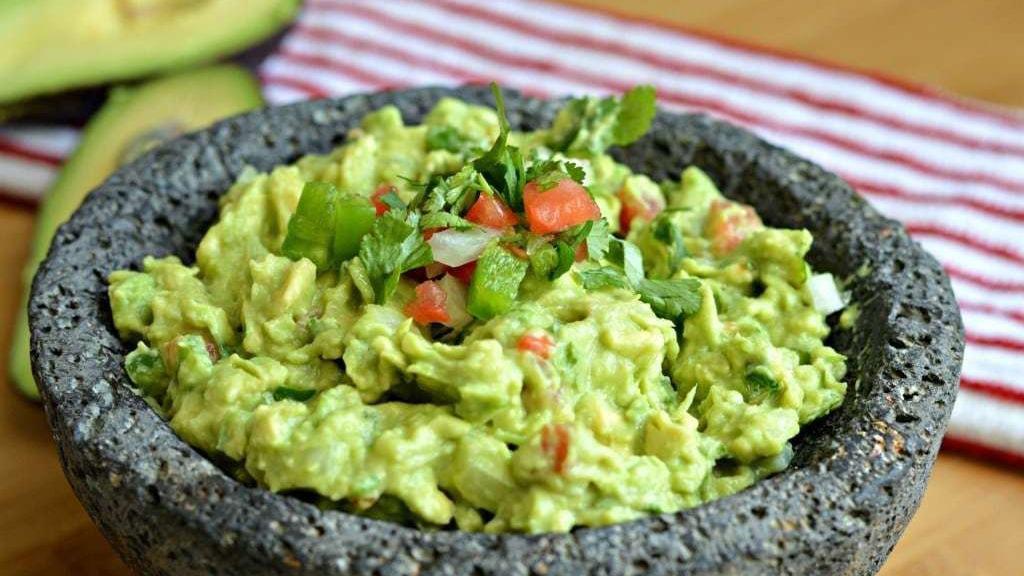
[{"x1": 1, "y1": 1, "x2": 1021, "y2": 574}]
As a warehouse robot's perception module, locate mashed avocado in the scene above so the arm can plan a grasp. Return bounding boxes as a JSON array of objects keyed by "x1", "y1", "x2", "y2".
[{"x1": 108, "y1": 86, "x2": 847, "y2": 533}]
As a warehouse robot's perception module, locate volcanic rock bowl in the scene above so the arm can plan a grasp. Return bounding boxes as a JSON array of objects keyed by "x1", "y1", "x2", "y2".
[{"x1": 29, "y1": 86, "x2": 963, "y2": 576}]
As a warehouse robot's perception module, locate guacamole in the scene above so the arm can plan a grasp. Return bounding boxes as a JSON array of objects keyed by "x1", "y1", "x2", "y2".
[{"x1": 108, "y1": 86, "x2": 847, "y2": 533}]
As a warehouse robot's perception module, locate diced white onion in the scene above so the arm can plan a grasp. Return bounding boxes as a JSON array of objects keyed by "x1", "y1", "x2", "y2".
[
  {"x1": 808, "y1": 273, "x2": 845, "y2": 315},
  {"x1": 427, "y1": 228, "x2": 499, "y2": 267},
  {"x1": 438, "y1": 274, "x2": 472, "y2": 329}
]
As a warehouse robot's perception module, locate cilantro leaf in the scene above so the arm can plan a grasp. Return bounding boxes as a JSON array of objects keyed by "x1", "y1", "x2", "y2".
[
  {"x1": 613, "y1": 85, "x2": 656, "y2": 146},
  {"x1": 549, "y1": 241, "x2": 577, "y2": 280},
  {"x1": 653, "y1": 217, "x2": 687, "y2": 273},
  {"x1": 473, "y1": 83, "x2": 526, "y2": 210},
  {"x1": 585, "y1": 218, "x2": 611, "y2": 261},
  {"x1": 419, "y1": 212, "x2": 474, "y2": 230},
  {"x1": 525, "y1": 157, "x2": 586, "y2": 190},
  {"x1": 577, "y1": 266, "x2": 630, "y2": 291},
  {"x1": 272, "y1": 387, "x2": 317, "y2": 402},
  {"x1": 359, "y1": 212, "x2": 433, "y2": 303},
  {"x1": 607, "y1": 239, "x2": 644, "y2": 286},
  {"x1": 744, "y1": 366, "x2": 780, "y2": 401},
  {"x1": 636, "y1": 278, "x2": 702, "y2": 321},
  {"x1": 379, "y1": 190, "x2": 406, "y2": 211}
]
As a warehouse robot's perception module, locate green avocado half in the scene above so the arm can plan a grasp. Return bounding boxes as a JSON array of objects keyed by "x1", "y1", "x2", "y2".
[
  {"x1": 9, "y1": 64, "x2": 265, "y2": 399},
  {"x1": 0, "y1": 0, "x2": 298, "y2": 105}
]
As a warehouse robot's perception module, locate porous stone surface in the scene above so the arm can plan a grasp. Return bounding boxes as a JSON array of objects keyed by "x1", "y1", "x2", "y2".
[{"x1": 30, "y1": 86, "x2": 963, "y2": 576}]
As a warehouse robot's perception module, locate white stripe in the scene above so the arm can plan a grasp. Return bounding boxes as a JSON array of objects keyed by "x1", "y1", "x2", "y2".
[
  {"x1": 448, "y1": 0, "x2": 1024, "y2": 148},
  {"x1": 948, "y1": 388, "x2": 1024, "y2": 456},
  {"x1": 368, "y1": 0, "x2": 1024, "y2": 182},
  {"x1": 913, "y1": 236, "x2": 1023, "y2": 284},
  {"x1": 285, "y1": 35, "x2": 462, "y2": 86},
  {"x1": 962, "y1": 309, "x2": 1024, "y2": 341},
  {"x1": 866, "y1": 195, "x2": 1024, "y2": 245},
  {"x1": 261, "y1": 57, "x2": 379, "y2": 95},
  {"x1": 962, "y1": 345, "x2": 1024, "y2": 392},
  {"x1": 0, "y1": 126, "x2": 80, "y2": 158},
  {"x1": 952, "y1": 279, "x2": 1024, "y2": 313},
  {"x1": 262, "y1": 83, "x2": 311, "y2": 105},
  {"x1": 0, "y1": 155, "x2": 55, "y2": 198}
]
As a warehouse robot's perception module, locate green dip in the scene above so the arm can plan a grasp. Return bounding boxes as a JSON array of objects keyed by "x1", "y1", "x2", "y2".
[{"x1": 108, "y1": 86, "x2": 847, "y2": 533}]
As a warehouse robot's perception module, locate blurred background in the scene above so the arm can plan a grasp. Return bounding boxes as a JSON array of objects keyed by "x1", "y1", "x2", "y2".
[{"x1": 1, "y1": 1, "x2": 1021, "y2": 574}]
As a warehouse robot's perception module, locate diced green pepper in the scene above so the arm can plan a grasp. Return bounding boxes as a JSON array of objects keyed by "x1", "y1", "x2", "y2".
[
  {"x1": 467, "y1": 244, "x2": 528, "y2": 319},
  {"x1": 281, "y1": 181, "x2": 339, "y2": 270},
  {"x1": 332, "y1": 196, "x2": 376, "y2": 262}
]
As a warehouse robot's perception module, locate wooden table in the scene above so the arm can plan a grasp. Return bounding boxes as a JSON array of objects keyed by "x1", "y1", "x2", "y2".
[{"x1": 1, "y1": 1, "x2": 1022, "y2": 574}]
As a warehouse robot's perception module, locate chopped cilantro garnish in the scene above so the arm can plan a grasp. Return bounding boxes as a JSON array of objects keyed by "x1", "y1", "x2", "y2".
[
  {"x1": 584, "y1": 218, "x2": 611, "y2": 261},
  {"x1": 473, "y1": 83, "x2": 526, "y2": 210},
  {"x1": 613, "y1": 85, "x2": 656, "y2": 146},
  {"x1": 653, "y1": 217, "x2": 688, "y2": 273},
  {"x1": 272, "y1": 386, "x2": 317, "y2": 402},
  {"x1": 744, "y1": 366, "x2": 780, "y2": 400},
  {"x1": 607, "y1": 239, "x2": 645, "y2": 286},
  {"x1": 359, "y1": 211, "x2": 433, "y2": 304},
  {"x1": 379, "y1": 190, "x2": 406, "y2": 211},
  {"x1": 420, "y1": 211, "x2": 474, "y2": 230},
  {"x1": 636, "y1": 278, "x2": 702, "y2": 322},
  {"x1": 524, "y1": 157, "x2": 586, "y2": 191},
  {"x1": 578, "y1": 266, "x2": 630, "y2": 291}
]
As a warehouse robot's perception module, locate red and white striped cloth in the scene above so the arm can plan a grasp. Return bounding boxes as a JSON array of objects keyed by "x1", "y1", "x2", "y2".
[{"x1": 2, "y1": 0, "x2": 1022, "y2": 466}]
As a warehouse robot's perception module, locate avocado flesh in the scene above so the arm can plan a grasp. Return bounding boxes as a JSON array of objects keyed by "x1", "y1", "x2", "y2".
[
  {"x1": 0, "y1": 0, "x2": 298, "y2": 104},
  {"x1": 9, "y1": 64, "x2": 264, "y2": 399}
]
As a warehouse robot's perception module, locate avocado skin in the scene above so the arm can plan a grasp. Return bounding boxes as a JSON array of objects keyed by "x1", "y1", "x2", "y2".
[
  {"x1": 9, "y1": 65, "x2": 264, "y2": 399},
  {"x1": 28, "y1": 87, "x2": 963, "y2": 575}
]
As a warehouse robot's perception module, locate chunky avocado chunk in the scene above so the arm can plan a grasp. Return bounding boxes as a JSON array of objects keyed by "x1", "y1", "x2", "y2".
[
  {"x1": 9, "y1": 64, "x2": 263, "y2": 399},
  {"x1": 0, "y1": 0, "x2": 298, "y2": 105}
]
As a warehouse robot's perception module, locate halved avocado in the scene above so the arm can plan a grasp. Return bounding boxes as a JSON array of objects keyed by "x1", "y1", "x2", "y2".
[
  {"x1": 0, "y1": 0, "x2": 299, "y2": 105},
  {"x1": 9, "y1": 64, "x2": 264, "y2": 399}
]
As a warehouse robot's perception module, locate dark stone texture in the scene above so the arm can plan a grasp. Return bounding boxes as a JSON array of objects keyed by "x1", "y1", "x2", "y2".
[{"x1": 29, "y1": 86, "x2": 963, "y2": 576}]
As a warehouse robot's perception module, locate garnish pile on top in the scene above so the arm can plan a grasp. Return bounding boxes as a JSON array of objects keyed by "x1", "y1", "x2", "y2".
[{"x1": 280, "y1": 84, "x2": 702, "y2": 330}]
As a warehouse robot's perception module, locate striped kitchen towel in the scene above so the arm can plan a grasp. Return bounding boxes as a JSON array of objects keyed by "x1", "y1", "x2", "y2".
[{"x1": 1, "y1": 0, "x2": 1021, "y2": 466}]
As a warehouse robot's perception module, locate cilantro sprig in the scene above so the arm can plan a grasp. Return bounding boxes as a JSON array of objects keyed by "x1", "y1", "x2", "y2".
[
  {"x1": 359, "y1": 211, "x2": 433, "y2": 304},
  {"x1": 473, "y1": 83, "x2": 526, "y2": 210}
]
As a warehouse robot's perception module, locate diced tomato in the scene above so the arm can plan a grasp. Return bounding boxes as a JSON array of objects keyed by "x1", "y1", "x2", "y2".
[
  {"x1": 523, "y1": 179, "x2": 601, "y2": 235},
  {"x1": 541, "y1": 424, "x2": 571, "y2": 475},
  {"x1": 705, "y1": 199, "x2": 762, "y2": 256},
  {"x1": 466, "y1": 193, "x2": 519, "y2": 229},
  {"x1": 618, "y1": 188, "x2": 665, "y2": 235},
  {"x1": 371, "y1": 183, "x2": 395, "y2": 216},
  {"x1": 517, "y1": 332, "x2": 555, "y2": 359},
  {"x1": 404, "y1": 281, "x2": 451, "y2": 325},
  {"x1": 422, "y1": 227, "x2": 442, "y2": 241},
  {"x1": 447, "y1": 260, "x2": 477, "y2": 284}
]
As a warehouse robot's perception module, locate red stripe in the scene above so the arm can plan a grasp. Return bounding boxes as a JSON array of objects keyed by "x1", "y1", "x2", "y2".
[
  {"x1": 276, "y1": 47, "x2": 403, "y2": 90},
  {"x1": 966, "y1": 333, "x2": 1024, "y2": 355},
  {"x1": 942, "y1": 435, "x2": 1024, "y2": 468},
  {"x1": 850, "y1": 178, "x2": 1024, "y2": 224},
  {"x1": 0, "y1": 188, "x2": 42, "y2": 209},
  {"x1": 294, "y1": 23, "x2": 486, "y2": 83},
  {"x1": 906, "y1": 223, "x2": 1024, "y2": 268},
  {"x1": 946, "y1": 264, "x2": 1024, "y2": 294},
  {"x1": 429, "y1": 0, "x2": 1024, "y2": 158},
  {"x1": 961, "y1": 378, "x2": 1024, "y2": 405},
  {"x1": 0, "y1": 139, "x2": 62, "y2": 166},
  {"x1": 539, "y1": 0, "x2": 1024, "y2": 132},
  {"x1": 312, "y1": 1, "x2": 1024, "y2": 196},
  {"x1": 258, "y1": 72, "x2": 333, "y2": 99},
  {"x1": 959, "y1": 302, "x2": 1024, "y2": 326}
]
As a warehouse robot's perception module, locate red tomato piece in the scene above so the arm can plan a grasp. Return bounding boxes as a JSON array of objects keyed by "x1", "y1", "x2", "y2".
[
  {"x1": 404, "y1": 281, "x2": 451, "y2": 325},
  {"x1": 618, "y1": 188, "x2": 665, "y2": 235},
  {"x1": 371, "y1": 183, "x2": 395, "y2": 216},
  {"x1": 447, "y1": 260, "x2": 477, "y2": 284},
  {"x1": 466, "y1": 193, "x2": 519, "y2": 229},
  {"x1": 523, "y1": 179, "x2": 601, "y2": 235},
  {"x1": 541, "y1": 424, "x2": 571, "y2": 475},
  {"x1": 574, "y1": 243, "x2": 588, "y2": 262},
  {"x1": 706, "y1": 199, "x2": 762, "y2": 256},
  {"x1": 517, "y1": 332, "x2": 555, "y2": 359},
  {"x1": 422, "y1": 227, "x2": 442, "y2": 240}
]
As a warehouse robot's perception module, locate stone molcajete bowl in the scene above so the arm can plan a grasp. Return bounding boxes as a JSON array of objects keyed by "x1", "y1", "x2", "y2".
[{"x1": 29, "y1": 86, "x2": 963, "y2": 575}]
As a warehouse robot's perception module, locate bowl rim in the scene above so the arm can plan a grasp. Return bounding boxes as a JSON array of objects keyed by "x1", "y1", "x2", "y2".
[{"x1": 29, "y1": 85, "x2": 963, "y2": 575}]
